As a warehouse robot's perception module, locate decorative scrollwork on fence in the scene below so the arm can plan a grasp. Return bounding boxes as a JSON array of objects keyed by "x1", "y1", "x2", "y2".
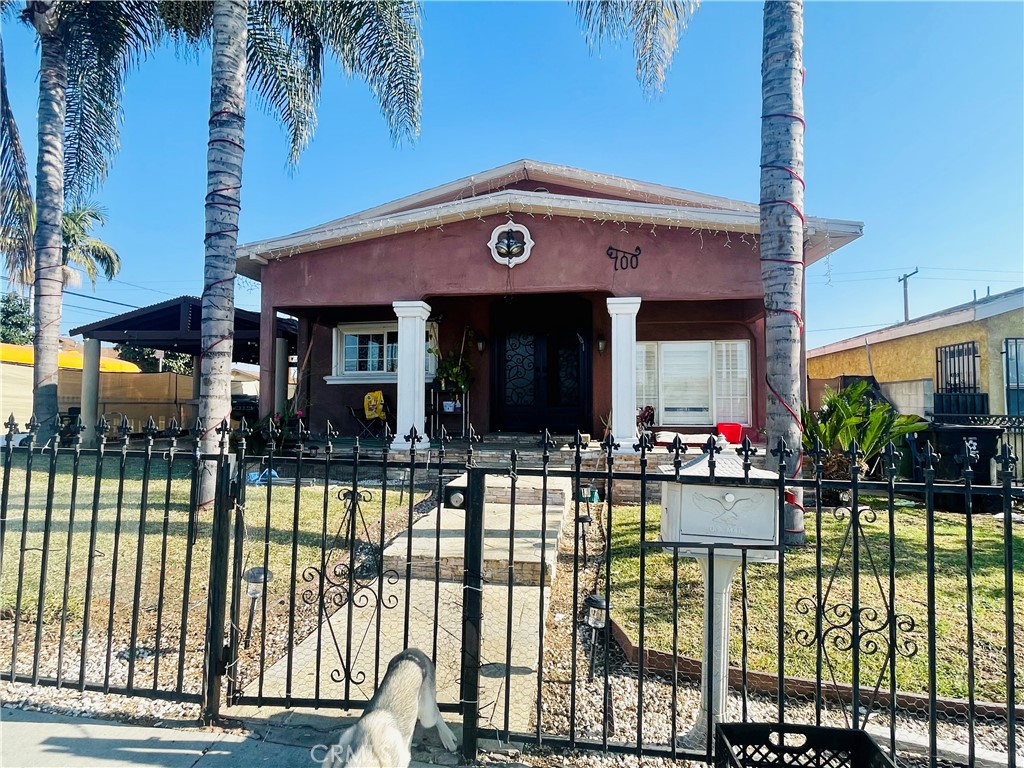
[
  {"x1": 262, "y1": 482, "x2": 403, "y2": 688},
  {"x1": 794, "y1": 503, "x2": 920, "y2": 727}
]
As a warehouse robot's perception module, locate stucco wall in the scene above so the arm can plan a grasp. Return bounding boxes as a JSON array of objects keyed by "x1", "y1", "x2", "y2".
[
  {"x1": 806, "y1": 319, "x2": 983, "y2": 387},
  {"x1": 258, "y1": 214, "x2": 763, "y2": 310},
  {"x1": 259, "y1": 214, "x2": 770, "y2": 435},
  {"x1": 807, "y1": 309, "x2": 1023, "y2": 411}
]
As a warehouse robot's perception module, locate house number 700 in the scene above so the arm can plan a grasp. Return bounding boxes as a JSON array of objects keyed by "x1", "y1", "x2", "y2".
[{"x1": 607, "y1": 245, "x2": 641, "y2": 271}]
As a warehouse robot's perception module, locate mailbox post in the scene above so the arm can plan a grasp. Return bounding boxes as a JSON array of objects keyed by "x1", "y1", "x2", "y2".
[{"x1": 659, "y1": 454, "x2": 780, "y2": 747}]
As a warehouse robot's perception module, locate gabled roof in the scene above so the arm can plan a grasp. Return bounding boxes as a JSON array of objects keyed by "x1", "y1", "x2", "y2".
[
  {"x1": 69, "y1": 296, "x2": 297, "y2": 364},
  {"x1": 237, "y1": 160, "x2": 863, "y2": 280},
  {"x1": 808, "y1": 286, "x2": 1024, "y2": 358}
]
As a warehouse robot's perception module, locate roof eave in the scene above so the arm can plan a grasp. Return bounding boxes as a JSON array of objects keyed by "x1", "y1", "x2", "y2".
[
  {"x1": 239, "y1": 189, "x2": 863, "y2": 272},
  {"x1": 253, "y1": 159, "x2": 764, "y2": 244}
]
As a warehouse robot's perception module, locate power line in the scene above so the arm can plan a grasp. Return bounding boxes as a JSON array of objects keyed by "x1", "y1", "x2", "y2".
[
  {"x1": 109, "y1": 278, "x2": 176, "y2": 296},
  {"x1": 63, "y1": 291, "x2": 139, "y2": 309},
  {"x1": 63, "y1": 303, "x2": 113, "y2": 316},
  {"x1": 807, "y1": 323, "x2": 893, "y2": 334}
]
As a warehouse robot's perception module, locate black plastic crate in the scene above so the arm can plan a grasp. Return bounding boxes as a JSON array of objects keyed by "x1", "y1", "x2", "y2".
[{"x1": 715, "y1": 723, "x2": 896, "y2": 768}]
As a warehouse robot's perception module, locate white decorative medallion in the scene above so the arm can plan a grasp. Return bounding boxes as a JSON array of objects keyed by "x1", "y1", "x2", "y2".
[{"x1": 488, "y1": 222, "x2": 534, "y2": 268}]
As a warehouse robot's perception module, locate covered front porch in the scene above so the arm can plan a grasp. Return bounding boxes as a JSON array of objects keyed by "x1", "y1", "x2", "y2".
[{"x1": 267, "y1": 292, "x2": 767, "y2": 451}]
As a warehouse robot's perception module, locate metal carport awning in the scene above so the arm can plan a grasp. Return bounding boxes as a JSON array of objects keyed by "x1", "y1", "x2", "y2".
[{"x1": 69, "y1": 295, "x2": 296, "y2": 364}]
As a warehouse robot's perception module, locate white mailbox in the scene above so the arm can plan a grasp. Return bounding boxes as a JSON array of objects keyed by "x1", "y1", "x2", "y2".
[
  {"x1": 659, "y1": 454, "x2": 779, "y2": 563},
  {"x1": 657, "y1": 451, "x2": 785, "y2": 748}
]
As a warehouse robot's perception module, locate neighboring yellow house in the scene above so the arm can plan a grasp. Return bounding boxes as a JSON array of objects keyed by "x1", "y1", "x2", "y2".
[{"x1": 808, "y1": 287, "x2": 1023, "y2": 417}]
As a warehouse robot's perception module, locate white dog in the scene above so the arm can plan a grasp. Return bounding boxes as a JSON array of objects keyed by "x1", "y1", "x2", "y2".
[{"x1": 325, "y1": 648, "x2": 458, "y2": 768}]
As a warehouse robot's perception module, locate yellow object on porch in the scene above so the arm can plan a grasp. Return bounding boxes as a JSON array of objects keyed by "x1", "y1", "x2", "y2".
[{"x1": 364, "y1": 390, "x2": 386, "y2": 421}]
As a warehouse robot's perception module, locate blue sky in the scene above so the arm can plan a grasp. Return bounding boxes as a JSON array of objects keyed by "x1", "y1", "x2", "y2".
[{"x1": 3, "y1": 1, "x2": 1022, "y2": 346}]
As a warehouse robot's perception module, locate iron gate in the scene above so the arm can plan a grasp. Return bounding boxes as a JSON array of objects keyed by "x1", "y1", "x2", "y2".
[{"x1": 221, "y1": 433, "x2": 470, "y2": 719}]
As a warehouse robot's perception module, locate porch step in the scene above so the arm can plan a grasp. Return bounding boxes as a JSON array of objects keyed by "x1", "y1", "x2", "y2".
[
  {"x1": 484, "y1": 473, "x2": 567, "y2": 506},
  {"x1": 381, "y1": 473, "x2": 571, "y2": 586}
]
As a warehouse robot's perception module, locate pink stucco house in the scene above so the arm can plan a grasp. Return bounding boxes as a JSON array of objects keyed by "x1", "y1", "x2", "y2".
[{"x1": 237, "y1": 160, "x2": 861, "y2": 448}]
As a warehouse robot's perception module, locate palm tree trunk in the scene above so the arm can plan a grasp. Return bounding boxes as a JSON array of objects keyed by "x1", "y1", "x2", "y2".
[
  {"x1": 198, "y1": 0, "x2": 247, "y2": 507},
  {"x1": 760, "y1": 0, "x2": 805, "y2": 543},
  {"x1": 31, "y1": 30, "x2": 68, "y2": 444}
]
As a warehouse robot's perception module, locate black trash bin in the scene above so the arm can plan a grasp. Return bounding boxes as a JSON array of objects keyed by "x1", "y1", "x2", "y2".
[
  {"x1": 917, "y1": 423, "x2": 1003, "y2": 485},
  {"x1": 912, "y1": 423, "x2": 1004, "y2": 512},
  {"x1": 715, "y1": 723, "x2": 895, "y2": 768}
]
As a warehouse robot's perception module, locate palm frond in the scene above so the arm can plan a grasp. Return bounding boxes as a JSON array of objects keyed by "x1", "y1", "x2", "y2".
[
  {"x1": 0, "y1": 33, "x2": 35, "y2": 287},
  {"x1": 246, "y1": 1, "x2": 319, "y2": 163},
  {"x1": 66, "y1": 238, "x2": 120, "y2": 286},
  {"x1": 60, "y1": 201, "x2": 119, "y2": 287},
  {"x1": 320, "y1": 0, "x2": 422, "y2": 143},
  {"x1": 157, "y1": 0, "x2": 214, "y2": 47},
  {"x1": 60, "y1": 1, "x2": 163, "y2": 199},
  {"x1": 573, "y1": 0, "x2": 698, "y2": 95}
]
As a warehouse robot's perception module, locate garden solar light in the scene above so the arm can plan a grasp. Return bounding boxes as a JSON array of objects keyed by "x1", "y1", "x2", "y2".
[
  {"x1": 584, "y1": 592, "x2": 608, "y2": 629},
  {"x1": 584, "y1": 593, "x2": 610, "y2": 681},
  {"x1": 243, "y1": 566, "x2": 274, "y2": 648}
]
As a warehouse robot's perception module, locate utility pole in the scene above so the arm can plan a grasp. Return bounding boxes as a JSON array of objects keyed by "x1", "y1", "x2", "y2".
[{"x1": 898, "y1": 267, "x2": 919, "y2": 322}]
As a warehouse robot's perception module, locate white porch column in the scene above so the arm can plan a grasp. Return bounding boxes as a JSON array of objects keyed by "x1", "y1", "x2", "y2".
[
  {"x1": 391, "y1": 300, "x2": 431, "y2": 450},
  {"x1": 606, "y1": 297, "x2": 642, "y2": 449},
  {"x1": 273, "y1": 337, "x2": 289, "y2": 416},
  {"x1": 81, "y1": 338, "x2": 100, "y2": 446}
]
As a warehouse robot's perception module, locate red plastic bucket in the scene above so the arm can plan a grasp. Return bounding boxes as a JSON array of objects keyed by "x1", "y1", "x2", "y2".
[{"x1": 716, "y1": 422, "x2": 743, "y2": 443}]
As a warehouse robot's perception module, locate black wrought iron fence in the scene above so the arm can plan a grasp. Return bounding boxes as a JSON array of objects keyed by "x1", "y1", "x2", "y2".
[
  {"x1": 1, "y1": 415, "x2": 1021, "y2": 768},
  {"x1": 0, "y1": 415, "x2": 215, "y2": 703}
]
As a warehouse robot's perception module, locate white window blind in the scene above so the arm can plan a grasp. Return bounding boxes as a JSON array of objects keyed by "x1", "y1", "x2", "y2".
[
  {"x1": 633, "y1": 340, "x2": 751, "y2": 426},
  {"x1": 636, "y1": 343, "x2": 659, "y2": 414},
  {"x1": 660, "y1": 342, "x2": 713, "y2": 425},
  {"x1": 715, "y1": 341, "x2": 750, "y2": 424},
  {"x1": 328, "y1": 323, "x2": 437, "y2": 383}
]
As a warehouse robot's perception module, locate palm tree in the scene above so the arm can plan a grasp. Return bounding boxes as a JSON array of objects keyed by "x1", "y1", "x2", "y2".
[
  {"x1": 11, "y1": 1, "x2": 161, "y2": 442},
  {"x1": 59, "y1": 202, "x2": 120, "y2": 287},
  {"x1": 3, "y1": 196, "x2": 121, "y2": 289},
  {"x1": 160, "y1": 0, "x2": 422, "y2": 506},
  {"x1": 759, "y1": 0, "x2": 806, "y2": 542},
  {"x1": 575, "y1": 0, "x2": 808, "y2": 541}
]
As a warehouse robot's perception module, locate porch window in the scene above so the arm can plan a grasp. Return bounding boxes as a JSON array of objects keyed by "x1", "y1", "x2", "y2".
[
  {"x1": 635, "y1": 340, "x2": 750, "y2": 426},
  {"x1": 327, "y1": 322, "x2": 436, "y2": 383}
]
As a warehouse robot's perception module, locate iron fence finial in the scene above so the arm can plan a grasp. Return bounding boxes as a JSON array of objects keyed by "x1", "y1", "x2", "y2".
[{"x1": 601, "y1": 431, "x2": 619, "y2": 454}]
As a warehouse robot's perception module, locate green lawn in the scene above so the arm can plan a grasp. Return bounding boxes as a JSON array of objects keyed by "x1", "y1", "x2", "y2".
[{"x1": 608, "y1": 498, "x2": 1023, "y2": 704}]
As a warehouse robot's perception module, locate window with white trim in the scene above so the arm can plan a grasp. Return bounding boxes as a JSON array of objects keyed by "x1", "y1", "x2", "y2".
[
  {"x1": 327, "y1": 322, "x2": 437, "y2": 383},
  {"x1": 635, "y1": 340, "x2": 751, "y2": 426}
]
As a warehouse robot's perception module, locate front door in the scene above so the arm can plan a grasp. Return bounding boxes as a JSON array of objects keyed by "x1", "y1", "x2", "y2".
[{"x1": 491, "y1": 295, "x2": 591, "y2": 433}]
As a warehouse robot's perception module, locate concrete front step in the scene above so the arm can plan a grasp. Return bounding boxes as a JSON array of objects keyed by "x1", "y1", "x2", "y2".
[{"x1": 382, "y1": 474, "x2": 572, "y2": 587}]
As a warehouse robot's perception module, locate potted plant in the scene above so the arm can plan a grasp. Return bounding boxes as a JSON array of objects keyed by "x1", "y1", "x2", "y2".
[{"x1": 431, "y1": 326, "x2": 474, "y2": 396}]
